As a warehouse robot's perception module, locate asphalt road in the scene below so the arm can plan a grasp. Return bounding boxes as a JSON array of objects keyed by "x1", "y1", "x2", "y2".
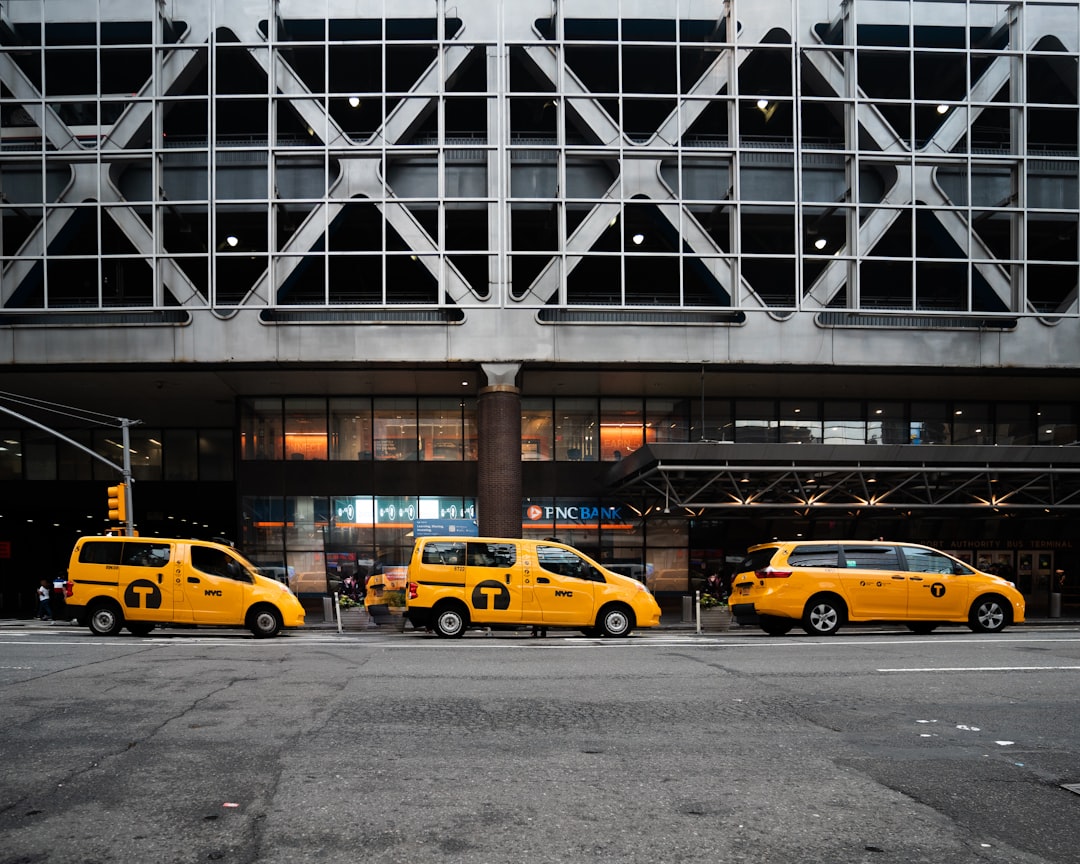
[{"x1": 2, "y1": 624, "x2": 1079, "y2": 864}]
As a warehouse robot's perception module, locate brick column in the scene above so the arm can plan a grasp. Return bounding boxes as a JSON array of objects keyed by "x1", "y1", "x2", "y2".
[{"x1": 477, "y1": 382, "x2": 522, "y2": 538}]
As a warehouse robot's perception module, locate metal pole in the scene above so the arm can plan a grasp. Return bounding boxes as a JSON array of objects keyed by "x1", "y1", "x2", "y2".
[{"x1": 120, "y1": 418, "x2": 134, "y2": 537}]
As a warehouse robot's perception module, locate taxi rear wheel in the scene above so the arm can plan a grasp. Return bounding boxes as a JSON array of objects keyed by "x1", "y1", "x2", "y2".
[
  {"x1": 968, "y1": 595, "x2": 1009, "y2": 633},
  {"x1": 248, "y1": 605, "x2": 282, "y2": 638},
  {"x1": 432, "y1": 602, "x2": 469, "y2": 638},
  {"x1": 802, "y1": 594, "x2": 845, "y2": 636},
  {"x1": 88, "y1": 602, "x2": 123, "y2": 637},
  {"x1": 599, "y1": 604, "x2": 634, "y2": 638}
]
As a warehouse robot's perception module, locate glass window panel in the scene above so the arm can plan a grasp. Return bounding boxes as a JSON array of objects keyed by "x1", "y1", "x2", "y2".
[
  {"x1": 646, "y1": 399, "x2": 690, "y2": 444},
  {"x1": 164, "y1": 429, "x2": 198, "y2": 481},
  {"x1": 374, "y1": 398, "x2": 418, "y2": 461},
  {"x1": 284, "y1": 398, "x2": 328, "y2": 462},
  {"x1": 199, "y1": 430, "x2": 233, "y2": 481},
  {"x1": 240, "y1": 397, "x2": 283, "y2": 460},
  {"x1": 995, "y1": 404, "x2": 1035, "y2": 446},
  {"x1": 522, "y1": 397, "x2": 553, "y2": 461},
  {"x1": 823, "y1": 402, "x2": 865, "y2": 445},
  {"x1": 600, "y1": 398, "x2": 643, "y2": 461},
  {"x1": 130, "y1": 428, "x2": 163, "y2": 481},
  {"x1": 700, "y1": 399, "x2": 733, "y2": 442},
  {"x1": 735, "y1": 399, "x2": 777, "y2": 443},
  {"x1": 330, "y1": 398, "x2": 373, "y2": 460},
  {"x1": 24, "y1": 430, "x2": 56, "y2": 481},
  {"x1": 867, "y1": 401, "x2": 906, "y2": 445},
  {"x1": 910, "y1": 402, "x2": 951, "y2": 445},
  {"x1": 56, "y1": 429, "x2": 93, "y2": 480},
  {"x1": 1037, "y1": 404, "x2": 1079, "y2": 445},
  {"x1": 779, "y1": 400, "x2": 821, "y2": 443},
  {"x1": 554, "y1": 398, "x2": 598, "y2": 461},
  {"x1": 952, "y1": 403, "x2": 992, "y2": 446},
  {"x1": 419, "y1": 397, "x2": 464, "y2": 461}
]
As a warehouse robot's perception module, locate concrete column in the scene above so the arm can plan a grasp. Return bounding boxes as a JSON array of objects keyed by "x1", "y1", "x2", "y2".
[{"x1": 478, "y1": 363, "x2": 522, "y2": 538}]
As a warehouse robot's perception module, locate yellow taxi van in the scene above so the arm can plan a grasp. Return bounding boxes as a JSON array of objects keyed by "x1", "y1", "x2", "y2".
[
  {"x1": 64, "y1": 535, "x2": 306, "y2": 638},
  {"x1": 404, "y1": 536, "x2": 662, "y2": 637},
  {"x1": 730, "y1": 540, "x2": 1026, "y2": 636}
]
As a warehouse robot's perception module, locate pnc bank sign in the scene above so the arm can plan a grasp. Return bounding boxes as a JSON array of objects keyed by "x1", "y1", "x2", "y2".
[{"x1": 524, "y1": 502, "x2": 626, "y2": 525}]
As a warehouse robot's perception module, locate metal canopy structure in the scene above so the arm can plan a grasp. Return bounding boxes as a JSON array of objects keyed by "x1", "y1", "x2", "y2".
[{"x1": 606, "y1": 443, "x2": 1080, "y2": 515}]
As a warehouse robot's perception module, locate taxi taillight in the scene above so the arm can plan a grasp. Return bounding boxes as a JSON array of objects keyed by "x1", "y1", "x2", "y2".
[
  {"x1": 407, "y1": 581, "x2": 418, "y2": 600},
  {"x1": 756, "y1": 567, "x2": 792, "y2": 579}
]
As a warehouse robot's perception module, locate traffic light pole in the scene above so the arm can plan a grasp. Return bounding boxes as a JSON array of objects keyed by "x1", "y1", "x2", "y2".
[{"x1": 0, "y1": 403, "x2": 137, "y2": 536}]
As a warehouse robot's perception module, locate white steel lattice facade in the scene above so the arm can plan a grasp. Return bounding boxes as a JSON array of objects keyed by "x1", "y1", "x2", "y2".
[{"x1": 0, "y1": 0, "x2": 1078, "y2": 372}]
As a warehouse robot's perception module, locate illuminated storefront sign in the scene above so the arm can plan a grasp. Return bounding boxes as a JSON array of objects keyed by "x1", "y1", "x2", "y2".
[
  {"x1": 333, "y1": 496, "x2": 477, "y2": 527},
  {"x1": 523, "y1": 499, "x2": 632, "y2": 529}
]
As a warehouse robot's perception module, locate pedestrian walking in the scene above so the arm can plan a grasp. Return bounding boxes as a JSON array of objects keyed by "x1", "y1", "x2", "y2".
[{"x1": 36, "y1": 579, "x2": 53, "y2": 622}]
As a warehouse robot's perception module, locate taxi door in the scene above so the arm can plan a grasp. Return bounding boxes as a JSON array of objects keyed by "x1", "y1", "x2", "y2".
[
  {"x1": 464, "y1": 541, "x2": 522, "y2": 625},
  {"x1": 182, "y1": 544, "x2": 250, "y2": 625},
  {"x1": 117, "y1": 541, "x2": 176, "y2": 623},
  {"x1": 900, "y1": 545, "x2": 969, "y2": 620},
  {"x1": 532, "y1": 544, "x2": 598, "y2": 626},
  {"x1": 836, "y1": 545, "x2": 909, "y2": 619}
]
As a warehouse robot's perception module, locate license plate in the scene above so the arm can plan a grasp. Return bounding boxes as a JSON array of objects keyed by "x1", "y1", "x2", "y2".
[{"x1": 739, "y1": 585, "x2": 750, "y2": 596}]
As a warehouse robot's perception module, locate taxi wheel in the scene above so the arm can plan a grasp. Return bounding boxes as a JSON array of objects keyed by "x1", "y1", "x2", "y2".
[
  {"x1": 968, "y1": 595, "x2": 1008, "y2": 633},
  {"x1": 802, "y1": 594, "x2": 845, "y2": 636},
  {"x1": 432, "y1": 602, "x2": 469, "y2": 638},
  {"x1": 88, "y1": 602, "x2": 123, "y2": 637},
  {"x1": 248, "y1": 605, "x2": 282, "y2": 638},
  {"x1": 599, "y1": 604, "x2": 634, "y2": 638}
]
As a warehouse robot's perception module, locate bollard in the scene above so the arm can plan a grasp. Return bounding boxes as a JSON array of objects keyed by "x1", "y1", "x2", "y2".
[
  {"x1": 1050, "y1": 592, "x2": 1062, "y2": 618},
  {"x1": 322, "y1": 595, "x2": 333, "y2": 622},
  {"x1": 682, "y1": 594, "x2": 693, "y2": 623}
]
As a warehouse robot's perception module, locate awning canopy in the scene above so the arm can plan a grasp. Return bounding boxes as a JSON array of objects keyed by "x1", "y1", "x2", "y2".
[{"x1": 604, "y1": 442, "x2": 1080, "y2": 514}]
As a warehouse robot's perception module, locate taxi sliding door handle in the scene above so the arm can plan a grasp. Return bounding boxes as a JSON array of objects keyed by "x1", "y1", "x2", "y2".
[
  {"x1": 908, "y1": 576, "x2": 925, "y2": 581},
  {"x1": 536, "y1": 577, "x2": 550, "y2": 584},
  {"x1": 187, "y1": 576, "x2": 200, "y2": 583},
  {"x1": 505, "y1": 573, "x2": 511, "y2": 584}
]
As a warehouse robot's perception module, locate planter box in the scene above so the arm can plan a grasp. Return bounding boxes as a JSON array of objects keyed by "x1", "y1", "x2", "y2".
[{"x1": 699, "y1": 608, "x2": 732, "y2": 631}]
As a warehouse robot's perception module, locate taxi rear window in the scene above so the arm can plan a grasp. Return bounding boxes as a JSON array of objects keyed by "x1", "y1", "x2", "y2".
[{"x1": 788, "y1": 546, "x2": 841, "y2": 567}]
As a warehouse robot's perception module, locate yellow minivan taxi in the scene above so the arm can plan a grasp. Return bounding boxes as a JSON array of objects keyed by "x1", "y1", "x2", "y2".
[
  {"x1": 730, "y1": 540, "x2": 1026, "y2": 636},
  {"x1": 404, "y1": 536, "x2": 662, "y2": 637},
  {"x1": 64, "y1": 535, "x2": 305, "y2": 638}
]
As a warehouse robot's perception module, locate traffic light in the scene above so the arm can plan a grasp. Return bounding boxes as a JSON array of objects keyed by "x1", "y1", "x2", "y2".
[{"x1": 107, "y1": 483, "x2": 128, "y2": 522}]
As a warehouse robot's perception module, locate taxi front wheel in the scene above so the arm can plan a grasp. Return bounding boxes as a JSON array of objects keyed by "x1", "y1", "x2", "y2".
[
  {"x1": 968, "y1": 595, "x2": 1008, "y2": 633},
  {"x1": 248, "y1": 605, "x2": 282, "y2": 638},
  {"x1": 599, "y1": 604, "x2": 634, "y2": 637}
]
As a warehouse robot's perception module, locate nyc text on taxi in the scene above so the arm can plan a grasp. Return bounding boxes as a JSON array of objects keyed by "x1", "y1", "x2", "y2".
[
  {"x1": 730, "y1": 540, "x2": 1026, "y2": 636},
  {"x1": 64, "y1": 536, "x2": 306, "y2": 637},
  {"x1": 404, "y1": 536, "x2": 662, "y2": 637}
]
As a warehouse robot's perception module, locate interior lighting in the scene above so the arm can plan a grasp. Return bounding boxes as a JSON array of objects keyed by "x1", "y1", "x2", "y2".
[
  {"x1": 226, "y1": 235, "x2": 239, "y2": 247},
  {"x1": 348, "y1": 96, "x2": 361, "y2": 108},
  {"x1": 813, "y1": 237, "x2": 827, "y2": 250},
  {"x1": 936, "y1": 104, "x2": 949, "y2": 115},
  {"x1": 632, "y1": 233, "x2": 645, "y2": 245},
  {"x1": 756, "y1": 98, "x2": 770, "y2": 110}
]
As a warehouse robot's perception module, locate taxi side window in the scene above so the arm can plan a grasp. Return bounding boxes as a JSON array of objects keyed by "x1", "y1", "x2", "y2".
[
  {"x1": 466, "y1": 543, "x2": 516, "y2": 567},
  {"x1": 78, "y1": 541, "x2": 122, "y2": 566},
  {"x1": 537, "y1": 546, "x2": 606, "y2": 582},
  {"x1": 901, "y1": 547, "x2": 963, "y2": 575},
  {"x1": 842, "y1": 546, "x2": 901, "y2": 570},
  {"x1": 788, "y1": 546, "x2": 841, "y2": 567},
  {"x1": 422, "y1": 542, "x2": 465, "y2": 566},
  {"x1": 191, "y1": 546, "x2": 252, "y2": 583},
  {"x1": 120, "y1": 542, "x2": 171, "y2": 568}
]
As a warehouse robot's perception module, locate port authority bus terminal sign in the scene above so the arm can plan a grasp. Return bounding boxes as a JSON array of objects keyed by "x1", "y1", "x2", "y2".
[{"x1": 523, "y1": 499, "x2": 634, "y2": 531}]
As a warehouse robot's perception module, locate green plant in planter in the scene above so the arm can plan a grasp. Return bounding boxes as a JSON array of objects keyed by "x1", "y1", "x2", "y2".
[{"x1": 699, "y1": 593, "x2": 728, "y2": 609}]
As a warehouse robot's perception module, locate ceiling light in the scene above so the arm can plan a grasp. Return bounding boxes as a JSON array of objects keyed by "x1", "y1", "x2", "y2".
[
  {"x1": 348, "y1": 96, "x2": 361, "y2": 108},
  {"x1": 936, "y1": 104, "x2": 949, "y2": 115},
  {"x1": 757, "y1": 98, "x2": 770, "y2": 110},
  {"x1": 226, "y1": 235, "x2": 239, "y2": 247},
  {"x1": 813, "y1": 237, "x2": 827, "y2": 250},
  {"x1": 632, "y1": 233, "x2": 644, "y2": 245}
]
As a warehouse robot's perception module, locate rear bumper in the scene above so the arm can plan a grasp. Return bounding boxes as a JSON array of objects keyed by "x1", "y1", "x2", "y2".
[
  {"x1": 731, "y1": 602, "x2": 759, "y2": 625},
  {"x1": 405, "y1": 607, "x2": 432, "y2": 629}
]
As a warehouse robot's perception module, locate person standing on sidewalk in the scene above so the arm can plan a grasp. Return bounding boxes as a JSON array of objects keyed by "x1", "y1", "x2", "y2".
[{"x1": 36, "y1": 579, "x2": 53, "y2": 622}]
